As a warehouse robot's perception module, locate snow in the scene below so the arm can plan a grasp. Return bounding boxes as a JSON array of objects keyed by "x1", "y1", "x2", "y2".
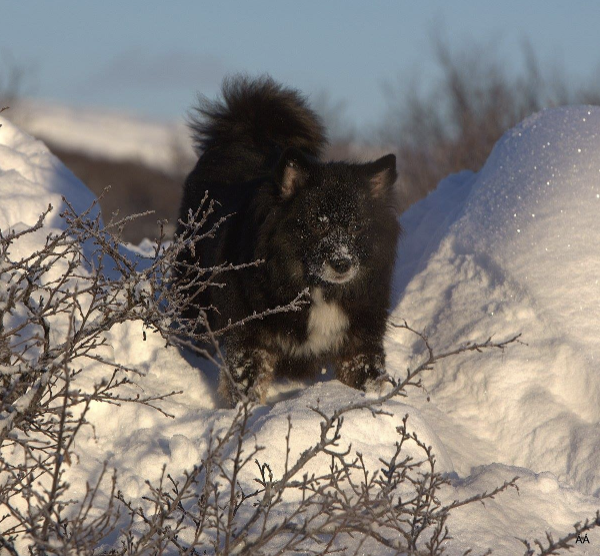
[
  {"x1": 389, "y1": 106, "x2": 600, "y2": 495},
  {"x1": 1, "y1": 106, "x2": 600, "y2": 554},
  {"x1": 10, "y1": 99, "x2": 195, "y2": 174},
  {"x1": 0, "y1": 117, "x2": 99, "y2": 230}
]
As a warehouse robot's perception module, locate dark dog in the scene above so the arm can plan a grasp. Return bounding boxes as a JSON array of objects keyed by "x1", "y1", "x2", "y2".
[{"x1": 176, "y1": 76, "x2": 400, "y2": 405}]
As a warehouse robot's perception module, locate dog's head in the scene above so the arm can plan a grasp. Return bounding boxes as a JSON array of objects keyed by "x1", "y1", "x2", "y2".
[{"x1": 270, "y1": 147, "x2": 400, "y2": 288}]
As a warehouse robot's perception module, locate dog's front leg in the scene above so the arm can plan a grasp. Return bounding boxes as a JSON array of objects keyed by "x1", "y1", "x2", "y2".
[
  {"x1": 219, "y1": 345, "x2": 277, "y2": 406},
  {"x1": 335, "y1": 347, "x2": 386, "y2": 391}
]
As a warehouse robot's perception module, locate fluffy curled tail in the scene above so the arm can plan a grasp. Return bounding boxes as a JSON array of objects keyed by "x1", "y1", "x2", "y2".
[{"x1": 188, "y1": 75, "x2": 327, "y2": 158}]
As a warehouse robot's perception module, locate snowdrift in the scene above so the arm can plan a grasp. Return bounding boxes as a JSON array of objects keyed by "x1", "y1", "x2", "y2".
[
  {"x1": 0, "y1": 118, "x2": 98, "y2": 230},
  {"x1": 389, "y1": 106, "x2": 600, "y2": 492},
  {"x1": 1, "y1": 106, "x2": 599, "y2": 554}
]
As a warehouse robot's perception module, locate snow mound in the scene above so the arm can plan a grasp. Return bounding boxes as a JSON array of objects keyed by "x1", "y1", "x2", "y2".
[
  {"x1": 0, "y1": 117, "x2": 99, "y2": 231},
  {"x1": 389, "y1": 106, "x2": 600, "y2": 498}
]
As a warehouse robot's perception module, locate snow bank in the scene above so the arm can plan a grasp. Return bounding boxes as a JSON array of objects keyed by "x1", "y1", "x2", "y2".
[
  {"x1": 0, "y1": 117, "x2": 98, "y2": 231},
  {"x1": 2, "y1": 106, "x2": 599, "y2": 554},
  {"x1": 388, "y1": 106, "x2": 600, "y2": 551}
]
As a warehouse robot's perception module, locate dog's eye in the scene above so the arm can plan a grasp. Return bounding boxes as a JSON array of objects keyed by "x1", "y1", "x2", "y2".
[{"x1": 349, "y1": 221, "x2": 364, "y2": 233}]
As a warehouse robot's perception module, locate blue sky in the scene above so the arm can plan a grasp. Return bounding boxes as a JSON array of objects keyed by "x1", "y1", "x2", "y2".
[{"x1": 3, "y1": 1, "x2": 600, "y2": 131}]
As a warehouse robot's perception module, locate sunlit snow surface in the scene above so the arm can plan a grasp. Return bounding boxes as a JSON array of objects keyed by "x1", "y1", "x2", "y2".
[
  {"x1": 1, "y1": 107, "x2": 599, "y2": 554},
  {"x1": 390, "y1": 106, "x2": 600, "y2": 490}
]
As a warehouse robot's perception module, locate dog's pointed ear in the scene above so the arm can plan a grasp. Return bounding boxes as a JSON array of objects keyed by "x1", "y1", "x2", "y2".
[
  {"x1": 276, "y1": 147, "x2": 308, "y2": 199},
  {"x1": 364, "y1": 154, "x2": 397, "y2": 200}
]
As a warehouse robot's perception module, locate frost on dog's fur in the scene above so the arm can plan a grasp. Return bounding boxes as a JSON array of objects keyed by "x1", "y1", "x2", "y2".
[{"x1": 176, "y1": 75, "x2": 401, "y2": 405}]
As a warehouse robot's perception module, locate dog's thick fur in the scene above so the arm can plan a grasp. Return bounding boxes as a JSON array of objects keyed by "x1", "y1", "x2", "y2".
[{"x1": 176, "y1": 76, "x2": 400, "y2": 405}]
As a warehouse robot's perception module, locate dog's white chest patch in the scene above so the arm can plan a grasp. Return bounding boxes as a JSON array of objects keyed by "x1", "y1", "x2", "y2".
[
  {"x1": 274, "y1": 288, "x2": 349, "y2": 357},
  {"x1": 298, "y1": 288, "x2": 349, "y2": 356}
]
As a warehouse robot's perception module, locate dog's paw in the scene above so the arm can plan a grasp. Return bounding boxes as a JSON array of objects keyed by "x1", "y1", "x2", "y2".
[{"x1": 363, "y1": 371, "x2": 395, "y2": 396}]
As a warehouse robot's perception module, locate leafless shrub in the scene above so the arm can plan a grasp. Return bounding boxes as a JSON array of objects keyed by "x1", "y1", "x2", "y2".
[
  {"x1": 0, "y1": 194, "x2": 306, "y2": 554},
  {"x1": 0, "y1": 49, "x2": 28, "y2": 111},
  {"x1": 1, "y1": 198, "x2": 597, "y2": 555},
  {"x1": 312, "y1": 91, "x2": 357, "y2": 161},
  {"x1": 0, "y1": 200, "x2": 179, "y2": 553},
  {"x1": 520, "y1": 511, "x2": 600, "y2": 556},
  {"x1": 112, "y1": 404, "x2": 513, "y2": 556},
  {"x1": 381, "y1": 40, "x2": 600, "y2": 209}
]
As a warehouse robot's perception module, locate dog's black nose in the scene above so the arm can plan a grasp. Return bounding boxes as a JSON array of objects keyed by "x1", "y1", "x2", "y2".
[{"x1": 330, "y1": 257, "x2": 352, "y2": 274}]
